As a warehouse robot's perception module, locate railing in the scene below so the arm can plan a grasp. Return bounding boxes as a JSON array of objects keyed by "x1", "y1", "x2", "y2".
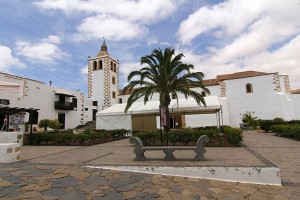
[{"x1": 54, "y1": 101, "x2": 73, "y2": 110}]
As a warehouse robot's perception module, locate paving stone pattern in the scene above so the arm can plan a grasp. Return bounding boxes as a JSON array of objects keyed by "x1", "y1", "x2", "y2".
[
  {"x1": 0, "y1": 162, "x2": 299, "y2": 199},
  {"x1": 0, "y1": 131, "x2": 299, "y2": 199}
]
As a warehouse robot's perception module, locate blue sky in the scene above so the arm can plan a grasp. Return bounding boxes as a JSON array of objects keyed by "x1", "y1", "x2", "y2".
[{"x1": 1, "y1": 0, "x2": 300, "y2": 96}]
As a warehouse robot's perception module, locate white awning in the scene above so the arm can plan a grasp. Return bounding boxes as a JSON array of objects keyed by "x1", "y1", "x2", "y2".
[
  {"x1": 97, "y1": 96, "x2": 221, "y2": 116},
  {"x1": 53, "y1": 89, "x2": 76, "y2": 97}
]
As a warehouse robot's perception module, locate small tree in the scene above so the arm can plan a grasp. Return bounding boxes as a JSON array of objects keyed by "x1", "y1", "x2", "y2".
[
  {"x1": 49, "y1": 119, "x2": 62, "y2": 132},
  {"x1": 241, "y1": 111, "x2": 258, "y2": 129},
  {"x1": 38, "y1": 119, "x2": 51, "y2": 132}
]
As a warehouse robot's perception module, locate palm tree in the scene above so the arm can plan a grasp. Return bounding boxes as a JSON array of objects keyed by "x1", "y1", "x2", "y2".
[{"x1": 123, "y1": 48, "x2": 210, "y2": 145}]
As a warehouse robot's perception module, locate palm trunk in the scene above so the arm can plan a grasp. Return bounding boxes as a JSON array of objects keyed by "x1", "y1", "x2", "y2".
[{"x1": 164, "y1": 94, "x2": 171, "y2": 146}]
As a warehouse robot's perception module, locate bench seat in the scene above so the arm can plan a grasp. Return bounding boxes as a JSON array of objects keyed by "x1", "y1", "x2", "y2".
[{"x1": 130, "y1": 135, "x2": 209, "y2": 161}]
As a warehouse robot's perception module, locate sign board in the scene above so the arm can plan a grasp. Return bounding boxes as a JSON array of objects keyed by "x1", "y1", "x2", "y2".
[{"x1": 160, "y1": 106, "x2": 166, "y2": 126}]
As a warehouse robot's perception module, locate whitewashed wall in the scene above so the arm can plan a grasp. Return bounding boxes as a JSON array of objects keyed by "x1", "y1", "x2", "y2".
[
  {"x1": 0, "y1": 74, "x2": 92, "y2": 129},
  {"x1": 290, "y1": 94, "x2": 300, "y2": 119},
  {"x1": 224, "y1": 75, "x2": 285, "y2": 127},
  {"x1": 91, "y1": 69, "x2": 104, "y2": 110}
]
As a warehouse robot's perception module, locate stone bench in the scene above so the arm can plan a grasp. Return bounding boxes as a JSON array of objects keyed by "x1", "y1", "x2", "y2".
[
  {"x1": 129, "y1": 135, "x2": 209, "y2": 161},
  {"x1": 0, "y1": 143, "x2": 21, "y2": 163}
]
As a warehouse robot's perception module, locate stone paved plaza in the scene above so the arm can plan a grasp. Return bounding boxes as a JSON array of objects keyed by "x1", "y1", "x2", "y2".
[{"x1": 0, "y1": 131, "x2": 299, "y2": 199}]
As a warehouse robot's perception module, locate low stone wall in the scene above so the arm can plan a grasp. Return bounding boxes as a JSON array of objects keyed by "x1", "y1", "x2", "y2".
[
  {"x1": 0, "y1": 143, "x2": 20, "y2": 163},
  {"x1": 0, "y1": 132, "x2": 23, "y2": 145},
  {"x1": 0, "y1": 132, "x2": 23, "y2": 163}
]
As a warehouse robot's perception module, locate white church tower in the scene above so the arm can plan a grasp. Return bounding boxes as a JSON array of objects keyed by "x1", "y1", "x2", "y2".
[{"x1": 88, "y1": 40, "x2": 119, "y2": 114}]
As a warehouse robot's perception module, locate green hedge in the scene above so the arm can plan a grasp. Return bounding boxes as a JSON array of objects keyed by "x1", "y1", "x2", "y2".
[
  {"x1": 260, "y1": 119, "x2": 300, "y2": 133},
  {"x1": 271, "y1": 125, "x2": 300, "y2": 138},
  {"x1": 26, "y1": 129, "x2": 129, "y2": 145},
  {"x1": 133, "y1": 128, "x2": 223, "y2": 146},
  {"x1": 259, "y1": 120, "x2": 274, "y2": 133},
  {"x1": 223, "y1": 126, "x2": 243, "y2": 145}
]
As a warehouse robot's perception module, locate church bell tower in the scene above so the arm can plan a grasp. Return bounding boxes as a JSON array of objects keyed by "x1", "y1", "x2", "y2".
[{"x1": 88, "y1": 39, "x2": 119, "y2": 111}]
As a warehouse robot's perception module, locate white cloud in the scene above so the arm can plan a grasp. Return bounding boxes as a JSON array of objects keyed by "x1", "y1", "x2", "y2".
[
  {"x1": 74, "y1": 15, "x2": 147, "y2": 41},
  {"x1": 179, "y1": 34, "x2": 300, "y2": 89},
  {"x1": 176, "y1": 0, "x2": 300, "y2": 89},
  {"x1": 15, "y1": 35, "x2": 69, "y2": 64},
  {"x1": 80, "y1": 65, "x2": 88, "y2": 75},
  {"x1": 119, "y1": 62, "x2": 142, "y2": 88},
  {"x1": 42, "y1": 35, "x2": 61, "y2": 45},
  {"x1": 0, "y1": 45, "x2": 26, "y2": 72},
  {"x1": 33, "y1": 0, "x2": 182, "y2": 22},
  {"x1": 34, "y1": 0, "x2": 184, "y2": 41},
  {"x1": 177, "y1": 0, "x2": 300, "y2": 44}
]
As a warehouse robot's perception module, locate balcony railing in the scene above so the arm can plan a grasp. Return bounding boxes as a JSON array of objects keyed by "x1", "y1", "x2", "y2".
[{"x1": 55, "y1": 101, "x2": 73, "y2": 110}]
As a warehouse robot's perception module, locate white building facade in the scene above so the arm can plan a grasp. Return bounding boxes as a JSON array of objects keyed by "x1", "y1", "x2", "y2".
[
  {"x1": 2, "y1": 41, "x2": 300, "y2": 131},
  {"x1": 87, "y1": 40, "x2": 119, "y2": 120},
  {"x1": 91, "y1": 44, "x2": 300, "y2": 129},
  {"x1": 0, "y1": 72, "x2": 93, "y2": 130}
]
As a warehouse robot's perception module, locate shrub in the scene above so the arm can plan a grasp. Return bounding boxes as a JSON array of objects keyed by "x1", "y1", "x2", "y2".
[
  {"x1": 241, "y1": 111, "x2": 259, "y2": 129},
  {"x1": 49, "y1": 119, "x2": 63, "y2": 131},
  {"x1": 259, "y1": 120, "x2": 273, "y2": 133},
  {"x1": 223, "y1": 126, "x2": 243, "y2": 145},
  {"x1": 25, "y1": 128, "x2": 130, "y2": 145},
  {"x1": 38, "y1": 119, "x2": 51, "y2": 131},
  {"x1": 132, "y1": 128, "x2": 222, "y2": 146},
  {"x1": 271, "y1": 124, "x2": 300, "y2": 138},
  {"x1": 273, "y1": 118, "x2": 284, "y2": 124}
]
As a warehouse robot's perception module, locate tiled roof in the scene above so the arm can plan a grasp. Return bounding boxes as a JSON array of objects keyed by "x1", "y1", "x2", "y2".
[
  {"x1": 119, "y1": 88, "x2": 137, "y2": 95},
  {"x1": 97, "y1": 50, "x2": 109, "y2": 57},
  {"x1": 291, "y1": 89, "x2": 300, "y2": 94},
  {"x1": 216, "y1": 70, "x2": 274, "y2": 81},
  {"x1": 118, "y1": 70, "x2": 274, "y2": 95},
  {"x1": 202, "y1": 79, "x2": 219, "y2": 86}
]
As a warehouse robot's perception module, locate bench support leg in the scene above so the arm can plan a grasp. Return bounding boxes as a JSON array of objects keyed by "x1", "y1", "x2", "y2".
[
  {"x1": 163, "y1": 149, "x2": 175, "y2": 160},
  {"x1": 133, "y1": 150, "x2": 146, "y2": 161}
]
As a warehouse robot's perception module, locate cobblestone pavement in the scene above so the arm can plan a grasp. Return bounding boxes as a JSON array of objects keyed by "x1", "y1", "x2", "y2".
[
  {"x1": 0, "y1": 162, "x2": 299, "y2": 200},
  {"x1": 243, "y1": 131, "x2": 300, "y2": 185},
  {"x1": 0, "y1": 131, "x2": 299, "y2": 199}
]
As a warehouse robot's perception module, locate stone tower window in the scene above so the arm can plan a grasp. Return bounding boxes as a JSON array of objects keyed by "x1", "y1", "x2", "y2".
[
  {"x1": 113, "y1": 63, "x2": 117, "y2": 72},
  {"x1": 98, "y1": 60, "x2": 103, "y2": 70},
  {"x1": 93, "y1": 61, "x2": 97, "y2": 70},
  {"x1": 112, "y1": 76, "x2": 116, "y2": 85},
  {"x1": 111, "y1": 61, "x2": 113, "y2": 71},
  {"x1": 112, "y1": 91, "x2": 116, "y2": 98},
  {"x1": 246, "y1": 83, "x2": 253, "y2": 93},
  {"x1": 201, "y1": 91, "x2": 206, "y2": 97}
]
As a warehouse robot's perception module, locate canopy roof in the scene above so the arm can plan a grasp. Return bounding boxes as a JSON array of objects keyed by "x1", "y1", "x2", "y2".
[
  {"x1": 97, "y1": 96, "x2": 221, "y2": 116},
  {"x1": 0, "y1": 106, "x2": 39, "y2": 115},
  {"x1": 54, "y1": 89, "x2": 76, "y2": 97}
]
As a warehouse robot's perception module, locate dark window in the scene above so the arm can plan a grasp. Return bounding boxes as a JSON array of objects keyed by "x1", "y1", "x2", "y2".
[
  {"x1": 246, "y1": 83, "x2": 253, "y2": 93},
  {"x1": 58, "y1": 113, "x2": 65, "y2": 129},
  {"x1": 72, "y1": 98, "x2": 77, "y2": 108},
  {"x1": 171, "y1": 93, "x2": 176, "y2": 99},
  {"x1": 59, "y1": 95, "x2": 65, "y2": 102},
  {"x1": 93, "y1": 101, "x2": 98, "y2": 106},
  {"x1": 111, "y1": 61, "x2": 113, "y2": 70},
  {"x1": 112, "y1": 76, "x2": 116, "y2": 85},
  {"x1": 118, "y1": 98, "x2": 122, "y2": 104},
  {"x1": 112, "y1": 91, "x2": 116, "y2": 98},
  {"x1": 201, "y1": 91, "x2": 206, "y2": 97},
  {"x1": 114, "y1": 63, "x2": 116, "y2": 72},
  {"x1": 93, "y1": 61, "x2": 97, "y2": 70},
  {"x1": 85, "y1": 108, "x2": 88, "y2": 111},
  {"x1": 98, "y1": 60, "x2": 103, "y2": 70}
]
